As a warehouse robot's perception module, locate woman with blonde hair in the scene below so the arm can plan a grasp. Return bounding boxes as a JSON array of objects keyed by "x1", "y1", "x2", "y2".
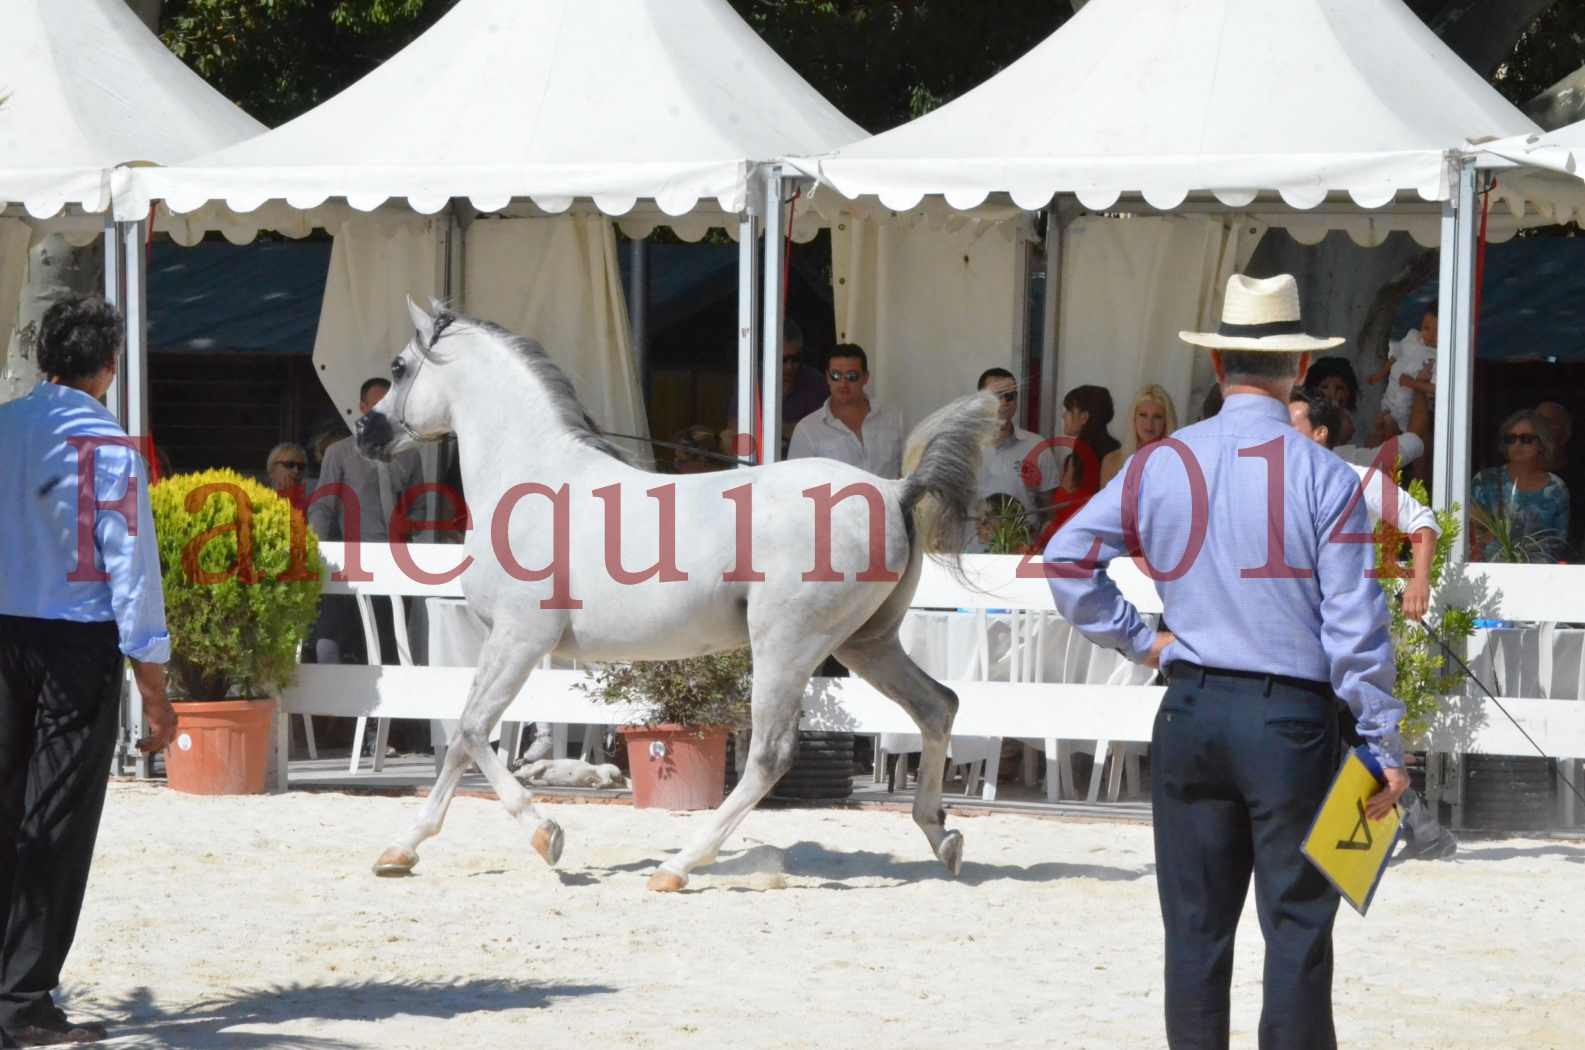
[{"x1": 1099, "y1": 384, "x2": 1179, "y2": 485}]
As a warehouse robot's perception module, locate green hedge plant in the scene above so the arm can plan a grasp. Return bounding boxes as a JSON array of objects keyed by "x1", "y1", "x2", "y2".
[
  {"x1": 1372, "y1": 480, "x2": 1478, "y2": 744},
  {"x1": 150, "y1": 469, "x2": 323, "y2": 699}
]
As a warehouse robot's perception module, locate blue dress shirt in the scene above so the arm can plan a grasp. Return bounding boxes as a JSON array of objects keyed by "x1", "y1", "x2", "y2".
[
  {"x1": 0, "y1": 382, "x2": 170, "y2": 663},
  {"x1": 1044, "y1": 393, "x2": 1403, "y2": 767}
]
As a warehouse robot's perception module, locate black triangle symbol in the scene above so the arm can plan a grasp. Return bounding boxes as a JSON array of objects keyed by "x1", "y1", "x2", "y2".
[{"x1": 1335, "y1": 799, "x2": 1373, "y2": 852}]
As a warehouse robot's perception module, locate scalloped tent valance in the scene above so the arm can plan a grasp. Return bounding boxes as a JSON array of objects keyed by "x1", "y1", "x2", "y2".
[
  {"x1": 0, "y1": 0, "x2": 264, "y2": 217},
  {"x1": 1476, "y1": 121, "x2": 1585, "y2": 227},
  {"x1": 785, "y1": 0, "x2": 1537, "y2": 215},
  {"x1": 116, "y1": 0, "x2": 864, "y2": 226}
]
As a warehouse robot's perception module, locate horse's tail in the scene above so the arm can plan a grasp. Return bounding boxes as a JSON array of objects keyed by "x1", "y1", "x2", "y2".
[{"x1": 899, "y1": 392, "x2": 999, "y2": 576}]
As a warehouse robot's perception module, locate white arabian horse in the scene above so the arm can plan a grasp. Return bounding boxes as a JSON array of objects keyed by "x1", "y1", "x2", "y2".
[{"x1": 357, "y1": 301, "x2": 996, "y2": 891}]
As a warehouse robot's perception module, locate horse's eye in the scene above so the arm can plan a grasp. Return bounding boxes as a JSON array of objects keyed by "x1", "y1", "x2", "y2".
[{"x1": 391, "y1": 358, "x2": 406, "y2": 380}]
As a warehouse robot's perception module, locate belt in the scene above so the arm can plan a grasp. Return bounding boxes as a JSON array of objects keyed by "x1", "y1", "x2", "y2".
[{"x1": 1167, "y1": 660, "x2": 1332, "y2": 700}]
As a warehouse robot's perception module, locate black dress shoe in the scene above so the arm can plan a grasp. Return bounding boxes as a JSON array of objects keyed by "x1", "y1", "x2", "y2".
[{"x1": 8, "y1": 1015, "x2": 107, "y2": 1046}]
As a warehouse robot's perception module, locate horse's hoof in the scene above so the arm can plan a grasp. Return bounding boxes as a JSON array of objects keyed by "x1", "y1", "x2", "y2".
[
  {"x1": 532, "y1": 820, "x2": 564, "y2": 866},
  {"x1": 373, "y1": 847, "x2": 418, "y2": 877},
  {"x1": 647, "y1": 870, "x2": 688, "y2": 893},
  {"x1": 937, "y1": 830, "x2": 964, "y2": 878}
]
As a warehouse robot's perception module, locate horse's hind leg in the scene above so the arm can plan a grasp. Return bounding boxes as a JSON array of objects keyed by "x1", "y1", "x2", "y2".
[
  {"x1": 648, "y1": 644, "x2": 826, "y2": 892},
  {"x1": 372, "y1": 629, "x2": 561, "y2": 876},
  {"x1": 835, "y1": 636, "x2": 964, "y2": 876}
]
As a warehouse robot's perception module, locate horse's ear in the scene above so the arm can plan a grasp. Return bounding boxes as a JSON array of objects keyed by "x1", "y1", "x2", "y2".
[{"x1": 406, "y1": 296, "x2": 435, "y2": 346}]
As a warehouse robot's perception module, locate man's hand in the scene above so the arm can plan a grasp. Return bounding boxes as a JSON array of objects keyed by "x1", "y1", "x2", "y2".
[
  {"x1": 131, "y1": 660, "x2": 178, "y2": 754},
  {"x1": 1402, "y1": 577, "x2": 1430, "y2": 622},
  {"x1": 1367, "y1": 765, "x2": 1410, "y2": 821},
  {"x1": 1144, "y1": 630, "x2": 1175, "y2": 669}
]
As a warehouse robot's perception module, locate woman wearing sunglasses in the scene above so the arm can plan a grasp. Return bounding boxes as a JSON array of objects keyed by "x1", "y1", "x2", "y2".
[
  {"x1": 266, "y1": 442, "x2": 310, "y2": 505},
  {"x1": 1469, "y1": 408, "x2": 1571, "y2": 562}
]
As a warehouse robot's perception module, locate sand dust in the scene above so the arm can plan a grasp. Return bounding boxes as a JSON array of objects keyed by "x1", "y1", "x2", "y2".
[{"x1": 58, "y1": 782, "x2": 1585, "y2": 1048}]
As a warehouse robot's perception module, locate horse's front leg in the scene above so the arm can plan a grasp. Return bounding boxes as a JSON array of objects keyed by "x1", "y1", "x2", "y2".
[{"x1": 372, "y1": 627, "x2": 556, "y2": 876}]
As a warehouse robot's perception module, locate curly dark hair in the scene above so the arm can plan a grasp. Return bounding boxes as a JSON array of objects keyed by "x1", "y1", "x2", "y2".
[{"x1": 37, "y1": 298, "x2": 122, "y2": 382}]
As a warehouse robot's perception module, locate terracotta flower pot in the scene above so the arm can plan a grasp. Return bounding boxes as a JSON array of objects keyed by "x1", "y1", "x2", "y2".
[
  {"x1": 164, "y1": 699, "x2": 273, "y2": 796},
  {"x1": 620, "y1": 724, "x2": 730, "y2": 811}
]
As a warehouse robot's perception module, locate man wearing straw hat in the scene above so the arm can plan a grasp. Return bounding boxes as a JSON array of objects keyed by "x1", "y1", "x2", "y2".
[{"x1": 1045, "y1": 274, "x2": 1407, "y2": 1049}]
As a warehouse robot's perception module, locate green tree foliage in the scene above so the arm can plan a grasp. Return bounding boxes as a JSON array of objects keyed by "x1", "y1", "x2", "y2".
[
  {"x1": 159, "y1": 0, "x2": 451, "y2": 126},
  {"x1": 725, "y1": 1, "x2": 1071, "y2": 132}
]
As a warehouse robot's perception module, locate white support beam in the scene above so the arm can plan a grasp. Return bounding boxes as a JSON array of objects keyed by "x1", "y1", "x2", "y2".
[
  {"x1": 1433, "y1": 161, "x2": 1478, "y2": 525},
  {"x1": 120, "y1": 219, "x2": 149, "y2": 442},
  {"x1": 102, "y1": 216, "x2": 125, "y2": 425},
  {"x1": 736, "y1": 188, "x2": 761, "y2": 464},
  {"x1": 759, "y1": 167, "x2": 786, "y2": 464}
]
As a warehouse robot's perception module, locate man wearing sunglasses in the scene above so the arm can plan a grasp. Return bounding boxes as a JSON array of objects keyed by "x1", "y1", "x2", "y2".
[
  {"x1": 975, "y1": 368, "x2": 1061, "y2": 528},
  {"x1": 786, "y1": 343, "x2": 903, "y2": 478}
]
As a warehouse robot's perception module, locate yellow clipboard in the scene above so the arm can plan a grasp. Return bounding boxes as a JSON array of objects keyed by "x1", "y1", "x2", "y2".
[{"x1": 1300, "y1": 748, "x2": 1401, "y2": 915}]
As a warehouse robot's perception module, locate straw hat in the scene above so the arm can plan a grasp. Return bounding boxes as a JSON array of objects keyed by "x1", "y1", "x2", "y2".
[{"x1": 1179, "y1": 274, "x2": 1344, "y2": 352}]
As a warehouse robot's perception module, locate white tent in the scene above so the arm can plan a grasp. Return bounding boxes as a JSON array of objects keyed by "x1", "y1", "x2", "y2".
[
  {"x1": 119, "y1": 0, "x2": 865, "y2": 457},
  {"x1": 1478, "y1": 121, "x2": 1585, "y2": 222},
  {"x1": 784, "y1": 0, "x2": 1537, "y2": 510},
  {"x1": 0, "y1": 0, "x2": 264, "y2": 413},
  {"x1": 791, "y1": 0, "x2": 1530, "y2": 212}
]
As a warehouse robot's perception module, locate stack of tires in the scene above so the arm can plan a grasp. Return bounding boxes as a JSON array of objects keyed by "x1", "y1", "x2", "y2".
[
  {"x1": 772, "y1": 731, "x2": 855, "y2": 801},
  {"x1": 1462, "y1": 755, "x2": 1555, "y2": 831}
]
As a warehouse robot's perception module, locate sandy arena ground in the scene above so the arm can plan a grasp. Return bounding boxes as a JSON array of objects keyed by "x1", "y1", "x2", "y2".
[{"x1": 57, "y1": 782, "x2": 1585, "y2": 1049}]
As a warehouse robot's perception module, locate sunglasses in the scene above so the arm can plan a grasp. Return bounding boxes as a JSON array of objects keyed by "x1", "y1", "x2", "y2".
[
  {"x1": 829, "y1": 370, "x2": 863, "y2": 383},
  {"x1": 273, "y1": 460, "x2": 307, "y2": 470},
  {"x1": 994, "y1": 391, "x2": 1018, "y2": 404},
  {"x1": 1503, "y1": 433, "x2": 1540, "y2": 446}
]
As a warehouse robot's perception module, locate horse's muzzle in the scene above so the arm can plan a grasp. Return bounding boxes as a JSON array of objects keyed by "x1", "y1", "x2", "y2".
[{"x1": 355, "y1": 412, "x2": 397, "y2": 461}]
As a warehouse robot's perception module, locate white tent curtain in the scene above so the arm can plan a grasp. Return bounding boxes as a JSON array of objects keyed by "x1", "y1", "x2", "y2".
[
  {"x1": 833, "y1": 218, "x2": 1023, "y2": 436},
  {"x1": 463, "y1": 215, "x2": 650, "y2": 456},
  {"x1": 0, "y1": 220, "x2": 32, "y2": 381},
  {"x1": 313, "y1": 219, "x2": 444, "y2": 427},
  {"x1": 1058, "y1": 214, "x2": 1266, "y2": 434}
]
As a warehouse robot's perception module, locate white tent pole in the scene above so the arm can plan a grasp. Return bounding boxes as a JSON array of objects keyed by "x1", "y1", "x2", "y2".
[
  {"x1": 1432, "y1": 160, "x2": 1477, "y2": 535},
  {"x1": 629, "y1": 235, "x2": 648, "y2": 387},
  {"x1": 1039, "y1": 207, "x2": 1064, "y2": 438},
  {"x1": 760, "y1": 166, "x2": 787, "y2": 465},
  {"x1": 737, "y1": 177, "x2": 761, "y2": 464},
  {"x1": 102, "y1": 215, "x2": 126, "y2": 425},
  {"x1": 120, "y1": 218, "x2": 149, "y2": 442}
]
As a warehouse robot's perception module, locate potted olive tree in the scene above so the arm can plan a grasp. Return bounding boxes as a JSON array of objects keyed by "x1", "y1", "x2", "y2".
[
  {"x1": 582, "y1": 649, "x2": 752, "y2": 811},
  {"x1": 150, "y1": 469, "x2": 323, "y2": 795}
]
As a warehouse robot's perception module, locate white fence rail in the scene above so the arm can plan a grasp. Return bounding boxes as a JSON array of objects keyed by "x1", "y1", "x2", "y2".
[{"x1": 278, "y1": 545, "x2": 1585, "y2": 767}]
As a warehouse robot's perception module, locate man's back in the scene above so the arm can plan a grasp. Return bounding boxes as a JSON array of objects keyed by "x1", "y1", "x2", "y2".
[{"x1": 1047, "y1": 391, "x2": 1400, "y2": 764}]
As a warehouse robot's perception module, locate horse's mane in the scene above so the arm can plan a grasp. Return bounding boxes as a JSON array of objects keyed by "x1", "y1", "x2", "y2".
[{"x1": 428, "y1": 311, "x2": 636, "y2": 466}]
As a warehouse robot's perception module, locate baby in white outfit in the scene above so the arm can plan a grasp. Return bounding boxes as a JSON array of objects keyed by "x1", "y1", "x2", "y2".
[{"x1": 1368, "y1": 309, "x2": 1436, "y2": 437}]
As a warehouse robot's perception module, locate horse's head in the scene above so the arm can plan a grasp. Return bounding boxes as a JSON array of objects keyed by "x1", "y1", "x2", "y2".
[{"x1": 357, "y1": 298, "x2": 456, "y2": 462}]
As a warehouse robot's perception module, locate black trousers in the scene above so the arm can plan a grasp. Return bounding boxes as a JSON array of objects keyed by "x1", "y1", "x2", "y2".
[
  {"x1": 1152, "y1": 665, "x2": 1344, "y2": 1050},
  {"x1": 0, "y1": 616, "x2": 122, "y2": 1032}
]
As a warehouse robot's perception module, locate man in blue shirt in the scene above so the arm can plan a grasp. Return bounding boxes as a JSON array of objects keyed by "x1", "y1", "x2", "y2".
[
  {"x1": 1045, "y1": 275, "x2": 1407, "y2": 1050},
  {"x1": 0, "y1": 298, "x2": 177, "y2": 1046}
]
